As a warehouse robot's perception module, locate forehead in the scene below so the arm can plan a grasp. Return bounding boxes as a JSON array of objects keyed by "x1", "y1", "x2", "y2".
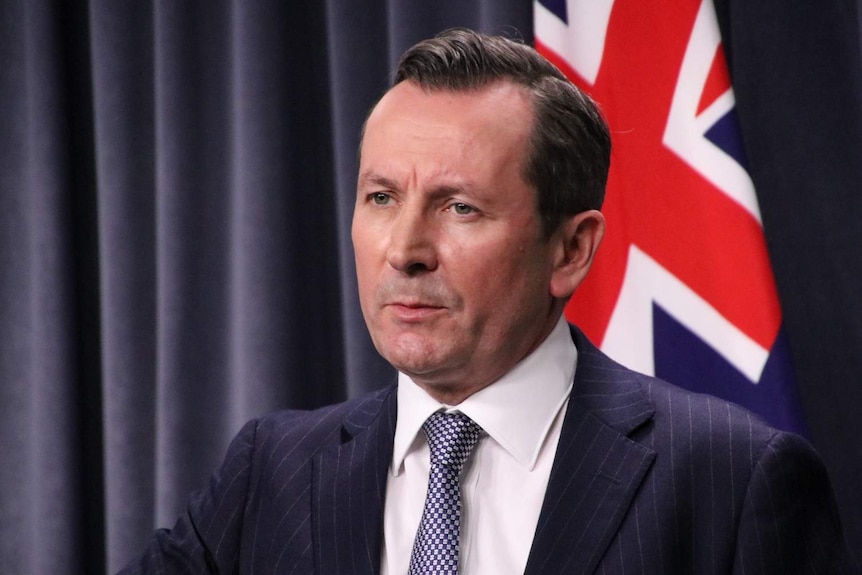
[
  {"x1": 366, "y1": 80, "x2": 533, "y2": 135},
  {"x1": 359, "y1": 81, "x2": 535, "y2": 184}
]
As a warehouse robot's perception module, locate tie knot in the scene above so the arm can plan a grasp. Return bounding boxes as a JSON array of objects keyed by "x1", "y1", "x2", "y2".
[{"x1": 422, "y1": 412, "x2": 482, "y2": 471}]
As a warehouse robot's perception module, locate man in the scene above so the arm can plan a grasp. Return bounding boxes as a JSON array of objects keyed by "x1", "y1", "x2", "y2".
[{"x1": 120, "y1": 29, "x2": 854, "y2": 574}]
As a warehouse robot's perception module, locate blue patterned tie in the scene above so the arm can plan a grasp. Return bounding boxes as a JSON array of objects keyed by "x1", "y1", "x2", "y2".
[{"x1": 408, "y1": 411, "x2": 482, "y2": 575}]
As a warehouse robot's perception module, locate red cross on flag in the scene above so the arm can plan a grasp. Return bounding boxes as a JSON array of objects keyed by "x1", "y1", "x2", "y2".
[{"x1": 535, "y1": 0, "x2": 805, "y2": 433}]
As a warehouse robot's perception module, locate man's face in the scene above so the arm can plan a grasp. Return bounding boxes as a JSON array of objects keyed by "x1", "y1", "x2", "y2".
[{"x1": 352, "y1": 80, "x2": 563, "y2": 404}]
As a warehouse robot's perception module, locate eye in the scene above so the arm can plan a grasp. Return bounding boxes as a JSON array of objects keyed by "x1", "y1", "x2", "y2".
[
  {"x1": 369, "y1": 192, "x2": 391, "y2": 205},
  {"x1": 450, "y1": 202, "x2": 475, "y2": 215}
]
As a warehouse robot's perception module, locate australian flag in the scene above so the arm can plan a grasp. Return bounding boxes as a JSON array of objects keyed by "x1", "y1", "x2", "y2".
[{"x1": 535, "y1": 0, "x2": 806, "y2": 434}]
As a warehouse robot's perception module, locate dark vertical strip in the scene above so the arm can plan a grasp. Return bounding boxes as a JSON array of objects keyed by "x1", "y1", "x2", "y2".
[
  {"x1": 58, "y1": 0, "x2": 105, "y2": 572},
  {"x1": 714, "y1": 0, "x2": 862, "y2": 563}
]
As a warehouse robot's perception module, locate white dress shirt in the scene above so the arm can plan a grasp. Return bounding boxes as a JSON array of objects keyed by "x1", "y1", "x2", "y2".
[{"x1": 380, "y1": 316, "x2": 577, "y2": 575}]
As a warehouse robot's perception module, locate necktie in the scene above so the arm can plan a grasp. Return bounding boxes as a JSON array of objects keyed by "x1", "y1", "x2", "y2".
[{"x1": 408, "y1": 411, "x2": 482, "y2": 575}]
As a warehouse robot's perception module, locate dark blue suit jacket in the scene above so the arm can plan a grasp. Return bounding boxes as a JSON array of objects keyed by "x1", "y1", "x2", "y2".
[{"x1": 120, "y1": 327, "x2": 855, "y2": 574}]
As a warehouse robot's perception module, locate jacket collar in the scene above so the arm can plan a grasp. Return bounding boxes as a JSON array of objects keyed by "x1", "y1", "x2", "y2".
[{"x1": 524, "y1": 325, "x2": 656, "y2": 574}]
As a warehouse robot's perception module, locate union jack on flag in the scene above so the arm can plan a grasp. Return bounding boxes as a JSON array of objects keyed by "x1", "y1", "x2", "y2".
[{"x1": 535, "y1": 0, "x2": 806, "y2": 433}]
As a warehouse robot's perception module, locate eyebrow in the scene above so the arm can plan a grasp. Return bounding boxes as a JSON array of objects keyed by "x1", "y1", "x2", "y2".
[
  {"x1": 357, "y1": 172, "x2": 399, "y2": 191},
  {"x1": 358, "y1": 171, "x2": 472, "y2": 199}
]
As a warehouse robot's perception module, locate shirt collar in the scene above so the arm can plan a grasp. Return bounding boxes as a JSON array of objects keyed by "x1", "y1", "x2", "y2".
[{"x1": 392, "y1": 316, "x2": 576, "y2": 474}]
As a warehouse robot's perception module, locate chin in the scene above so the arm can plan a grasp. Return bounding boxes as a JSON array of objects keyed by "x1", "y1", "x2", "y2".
[
  {"x1": 386, "y1": 353, "x2": 444, "y2": 378},
  {"x1": 386, "y1": 349, "x2": 456, "y2": 380}
]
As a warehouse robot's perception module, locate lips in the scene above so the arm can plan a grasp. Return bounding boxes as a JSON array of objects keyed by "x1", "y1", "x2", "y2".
[
  {"x1": 385, "y1": 301, "x2": 446, "y2": 322},
  {"x1": 375, "y1": 278, "x2": 455, "y2": 322}
]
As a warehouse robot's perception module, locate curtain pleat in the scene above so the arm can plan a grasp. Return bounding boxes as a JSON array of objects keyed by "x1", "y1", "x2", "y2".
[
  {"x1": 1, "y1": 0, "x2": 102, "y2": 571},
  {"x1": 90, "y1": 1, "x2": 158, "y2": 567}
]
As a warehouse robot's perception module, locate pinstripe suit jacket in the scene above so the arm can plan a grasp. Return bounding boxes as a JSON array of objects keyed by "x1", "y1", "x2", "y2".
[{"x1": 120, "y1": 326, "x2": 855, "y2": 574}]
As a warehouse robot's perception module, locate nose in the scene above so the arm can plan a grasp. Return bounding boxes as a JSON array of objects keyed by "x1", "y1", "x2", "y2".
[{"x1": 386, "y1": 204, "x2": 438, "y2": 275}]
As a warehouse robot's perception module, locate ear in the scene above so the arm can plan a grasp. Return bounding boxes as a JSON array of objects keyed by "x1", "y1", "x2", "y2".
[{"x1": 549, "y1": 209, "x2": 605, "y2": 299}]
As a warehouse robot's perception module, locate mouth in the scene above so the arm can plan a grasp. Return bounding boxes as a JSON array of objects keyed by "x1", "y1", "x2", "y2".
[{"x1": 385, "y1": 301, "x2": 446, "y2": 322}]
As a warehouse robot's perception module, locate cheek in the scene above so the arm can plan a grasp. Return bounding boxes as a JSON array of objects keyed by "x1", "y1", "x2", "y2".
[
  {"x1": 487, "y1": 246, "x2": 553, "y2": 303},
  {"x1": 352, "y1": 235, "x2": 380, "y2": 309},
  {"x1": 353, "y1": 222, "x2": 384, "y2": 274},
  {"x1": 451, "y1": 243, "x2": 541, "y2": 304}
]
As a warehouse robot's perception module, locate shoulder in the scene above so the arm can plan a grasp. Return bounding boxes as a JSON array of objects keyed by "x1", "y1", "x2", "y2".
[
  {"x1": 615, "y1": 354, "x2": 831, "y2": 504},
  {"x1": 643, "y1": 374, "x2": 777, "y2": 444},
  {"x1": 569, "y1": 322, "x2": 814, "y2": 484},
  {"x1": 239, "y1": 385, "x2": 396, "y2": 457},
  {"x1": 570, "y1": 322, "x2": 780, "y2": 448},
  {"x1": 566, "y1": 324, "x2": 856, "y2": 569}
]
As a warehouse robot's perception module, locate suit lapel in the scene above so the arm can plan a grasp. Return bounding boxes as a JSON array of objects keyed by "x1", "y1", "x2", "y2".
[
  {"x1": 525, "y1": 327, "x2": 657, "y2": 575},
  {"x1": 312, "y1": 386, "x2": 397, "y2": 575}
]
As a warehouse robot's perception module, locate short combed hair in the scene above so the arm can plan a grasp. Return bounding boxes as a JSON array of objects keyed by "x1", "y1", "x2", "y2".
[{"x1": 393, "y1": 28, "x2": 611, "y2": 237}]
